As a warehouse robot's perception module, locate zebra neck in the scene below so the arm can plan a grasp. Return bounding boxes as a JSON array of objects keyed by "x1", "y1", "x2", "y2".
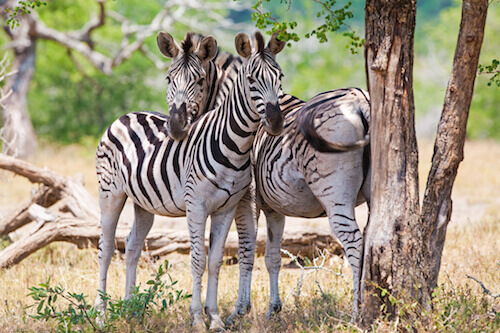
[
  {"x1": 202, "y1": 60, "x2": 219, "y2": 115},
  {"x1": 213, "y1": 69, "x2": 260, "y2": 159}
]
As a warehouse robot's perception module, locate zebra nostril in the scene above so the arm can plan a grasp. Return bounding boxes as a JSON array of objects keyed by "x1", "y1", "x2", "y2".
[
  {"x1": 168, "y1": 104, "x2": 189, "y2": 140},
  {"x1": 264, "y1": 103, "x2": 283, "y2": 136}
]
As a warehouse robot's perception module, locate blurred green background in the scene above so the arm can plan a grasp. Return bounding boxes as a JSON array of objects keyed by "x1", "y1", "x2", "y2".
[{"x1": 1, "y1": 0, "x2": 498, "y2": 145}]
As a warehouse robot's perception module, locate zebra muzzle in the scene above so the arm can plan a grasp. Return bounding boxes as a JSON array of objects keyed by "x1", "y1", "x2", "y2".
[
  {"x1": 263, "y1": 103, "x2": 284, "y2": 136},
  {"x1": 168, "y1": 103, "x2": 189, "y2": 141}
]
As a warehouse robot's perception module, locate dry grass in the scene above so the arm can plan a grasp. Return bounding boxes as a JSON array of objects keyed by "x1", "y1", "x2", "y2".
[{"x1": 0, "y1": 140, "x2": 499, "y2": 332}]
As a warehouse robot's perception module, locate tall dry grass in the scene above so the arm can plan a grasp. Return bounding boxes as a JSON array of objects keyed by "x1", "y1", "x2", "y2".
[{"x1": 0, "y1": 140, "x2": 498, "y2": 332}]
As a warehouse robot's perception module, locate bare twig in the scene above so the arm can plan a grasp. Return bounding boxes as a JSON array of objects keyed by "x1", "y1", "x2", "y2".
[
  {"x1": 466, "y1": 274, "x2": 500, "y2": 298},
  {"x1": 0, "y1": 53, "x2": 17, "y2": 107},
  {"x1": 281, "y1": 249, "x2": 342, "y2": 308}
]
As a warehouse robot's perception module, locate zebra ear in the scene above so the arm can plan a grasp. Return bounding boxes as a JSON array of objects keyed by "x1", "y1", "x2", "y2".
[
  {"x1": 267, "y1": 32, "x2": 286, "y2": 55},
  {"x1": 254, "y1": 31, "x2": 265, "y2": 54},
  {"x1": 235, "y1": 33, "x2": 252, "y2": 58},
  {"x1": 157, "y1": 32, "x2": 180, "y2": 59},
  {"x1": 196, "y1": 36, "x2": 218, "y2": 62}
]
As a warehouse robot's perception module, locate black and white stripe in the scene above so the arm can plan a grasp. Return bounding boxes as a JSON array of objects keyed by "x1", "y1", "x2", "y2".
[
  {"x1": 253, "y1": 87, "x2": 370, "y2": 320},
  {"x1": 94, "y1": 31, "x2": 285, "y2": 330},
  {"x1": 154, "y1": 34, "x2": 371, "y2": 321}
]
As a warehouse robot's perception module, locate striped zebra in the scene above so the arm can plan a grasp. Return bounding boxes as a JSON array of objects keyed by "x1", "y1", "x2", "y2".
[
  {"x1": 254, "y1": 88, "x2": 370, "y2": 321},
  {"x1": 226, "y1": 88, "x2": 370, "y2": 323},
  {"x1": 156, "y1": 31, "x2": 246, "y2": 141},
  {"x1": 161, "y1": 48, "x2": 371, "y2": 321},
  {"x1": 94, "y1": 31, "x2": 286, "y2": 330},
  {"x1": 154, "y1": 37, "x2": 370, "y2": 323},
  {"x1": 155, "y1": 32, "x2": 219, "y2": 140}
]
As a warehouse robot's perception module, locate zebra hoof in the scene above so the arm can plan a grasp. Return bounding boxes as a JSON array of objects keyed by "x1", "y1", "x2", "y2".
[
  {"x1": 265, "y1": 302, "x2": 282, "y2": 319},
  {"x1": 192, "y1": 315, "x2": 206, "y2": 332},
  {"x1": 208, "y1": 316, "x2": 225, "y2": 332}
]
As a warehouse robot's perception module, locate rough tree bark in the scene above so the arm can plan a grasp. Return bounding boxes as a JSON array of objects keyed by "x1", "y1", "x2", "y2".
[
  {"x1": 360, "y1": 0, "x2": 488, "y2": 326},
  {"x1": 420, "y1": 0, "x2": 489, "y2": 297}
]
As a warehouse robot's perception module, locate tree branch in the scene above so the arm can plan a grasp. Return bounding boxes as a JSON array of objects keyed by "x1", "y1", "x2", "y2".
[{"x1": 466, "y1": 274, "x2": 500, "y2": 298}]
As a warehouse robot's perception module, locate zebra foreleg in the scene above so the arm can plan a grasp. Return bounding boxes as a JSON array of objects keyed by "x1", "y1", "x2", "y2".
[
  {"x1": 226, "y1": 190, "x2": 259, "y2": 326},
  {"x1": 205, "y1": 208, "x2": 236, "y2": 331},
  {"x1": 124, "y1": 204, "x2": 154, "y2": 299},
  {"x1": 186, "y1": 206, "x2": 209, "y2": 329},
  {"x1": 263, "y1": 208, "x2": 286, "y2": 318},
  {"x1": 95, "y1": 192, "x2": 126, "y2": 315},
  {"x1": 327, "y1": 207, "x2": 362, "y2": 321}
]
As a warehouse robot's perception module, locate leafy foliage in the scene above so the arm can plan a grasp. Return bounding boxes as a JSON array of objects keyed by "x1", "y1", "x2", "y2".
[
  {"x1": 478, "y1": 59, "x2": 500, "y2": 87},
  {"x1": 28, "y1": 278, "x2": 99, "y2": 332},
  {"x1": 4, "y1": 0, "x2": 47, "y2": 29},
  {"x1": 249, "y1": 0, "x2": 364, "y2": 53},
  {"x1": 27, "y1": 260, "x2": 191, "y2": 332}
]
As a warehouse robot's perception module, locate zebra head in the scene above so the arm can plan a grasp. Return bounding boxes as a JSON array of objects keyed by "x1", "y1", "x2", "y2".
[
  {"x1": 157, "y1": 32, "x2": 218, "y2": 140},
  {"x1": 235, "y1": 32, "x2": 286, "y2": 136}
]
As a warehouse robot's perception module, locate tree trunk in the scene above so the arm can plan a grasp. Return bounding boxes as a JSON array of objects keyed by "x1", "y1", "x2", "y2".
[
  {"x1": 360, "y1": 0, "x2": 488, "y2": 327},
  {"x1": 421, "y1": 0, "x2": 488, "y2": 298},
  {"x1": 1, "y1": 11, "x2": 38, "y2": 158},
  {"x1": 361, "y1": 0, "x2": 421, "y2": 325}
]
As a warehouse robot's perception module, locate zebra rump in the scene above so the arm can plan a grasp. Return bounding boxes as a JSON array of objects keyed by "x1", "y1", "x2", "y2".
[{"x1": 298, "y1": 88, "x2": 370, "y2": 153}]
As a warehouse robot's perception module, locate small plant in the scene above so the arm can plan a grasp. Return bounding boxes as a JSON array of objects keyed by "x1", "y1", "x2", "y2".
[
  {"x1": 27, "y1": 260, "x2": 190, "y2": 332},
  {"x1": 104, "y1": 259, "x2": 191, "y2": 324},
  {"x1": 27, "y1": 278, "x2": 99, "y2": 332}
]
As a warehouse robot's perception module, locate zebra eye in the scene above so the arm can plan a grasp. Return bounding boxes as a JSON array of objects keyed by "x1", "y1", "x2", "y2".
[
  {"x1": 166, "y1": 76, "x2": 171, "y2": 84},
  {"x1": 248, "y1": 76, "x2": 256, "y2": 84},
  {"x1": 279, "y1": 73, "x2": 284, "y2": 80},
  {"x1": 197, "y1": 78, "x2": 205, "y2": 86}
]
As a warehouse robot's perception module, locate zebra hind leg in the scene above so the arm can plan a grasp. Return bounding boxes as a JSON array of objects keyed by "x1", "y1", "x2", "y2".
[
  {"x1": 226, "y1": 189, "x2": 259, "y2": 326},
  {"x1": 204, "y1": 208, "x2": 236, "y2": 331},
  {"x1": 124, "y1": 204, "x2": 155, "y2": 299},
  {"x1": 95, "y1": 192, "x2": 126, "y2": 317},
  {"x1": 263, "y1": 208, "x2": 286, "y2": 318},
  {"x1": 327, "y1": 206, "x2": 362, "y2": 322}
]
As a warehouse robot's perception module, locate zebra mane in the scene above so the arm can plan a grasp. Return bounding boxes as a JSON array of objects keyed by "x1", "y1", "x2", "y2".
[{"x1": 181, "y1": 32, "x2": 206, "y2": 62}]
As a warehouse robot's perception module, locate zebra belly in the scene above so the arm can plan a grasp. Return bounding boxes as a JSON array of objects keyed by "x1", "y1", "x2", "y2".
[
  {"x1": 123, "y1": 181, "x2": 187, "y2": 217},
  {"x1": 257, "y1": 157, "x2": 325, "y2": 218},
  {"x1": 259, "y1": 178, "x2": 325, "y2": 217}
]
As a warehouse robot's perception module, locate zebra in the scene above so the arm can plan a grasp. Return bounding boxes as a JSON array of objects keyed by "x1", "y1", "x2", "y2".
[
  {"x1": 253, "y1": 88, "x2": 370, "y2": 321},
  {"x1": 156, "y1": 31, "x2": 246, "y2": 141},
  {"x1": 156, "y1": 31, "x2": 219, "y2": 140},
  {"x1": 94, "y1": 31, "x2": 286, "y2": 330},
  {"x1": 160, "y1": 46, "x2": 371, "y2": 321}
]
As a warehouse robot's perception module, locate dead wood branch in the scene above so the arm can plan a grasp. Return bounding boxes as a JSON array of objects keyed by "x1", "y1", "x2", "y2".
[
  {"x1": 466, "y1": 274, "x2": 500, "y2": 299},
  {"x1": 0, "y1": 213, "x2": 341, "y2": 269},
  {"x1": 0, "y1": 185, "x2": 59, "y2": 235},
  {"x1": 0, "y1": 153, "x2": 342, "y2": 268},
  {"x1": 0, "y1": 153, "x2": 98, "y2": 221}
]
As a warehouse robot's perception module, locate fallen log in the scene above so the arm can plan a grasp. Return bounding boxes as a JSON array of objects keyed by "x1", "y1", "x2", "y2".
[
  {"x1": 0, "y1": 153, "x2": 343, "y2": 269},
  {"x1": 0, "y1": 185, "x2": 59, "y2": 235},
  {"x1": 0, "y1": 210, "x2": 341, "y2": 269},
  {"x1": 0, "y1": 153, "x2": 98, "y2": 222}
]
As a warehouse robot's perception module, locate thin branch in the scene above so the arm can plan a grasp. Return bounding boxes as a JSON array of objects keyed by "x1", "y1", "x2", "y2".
[
  {"x1": 478, "y1": 70, "x2": 500, "y2": 75},
  {"x1": 466, "y1": 274, "x2": 500, "y2": 298},
  {"x1": 281, "y1": 249, "x2": 342, "y2": 308},
  {"x1": 311, "y1": 0, "x2": 356, "y2": 33},
  {"x1": 72, "y1": 0, "x2": 106, "y2": 48}
]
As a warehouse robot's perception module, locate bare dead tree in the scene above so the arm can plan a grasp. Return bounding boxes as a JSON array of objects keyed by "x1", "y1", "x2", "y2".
[
  {"x1": 361, "y1": 0, "x2": 489, "y2": 326},
  {"x1": 0, "y1": 0, "x2": 244, "y2": 158}
]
